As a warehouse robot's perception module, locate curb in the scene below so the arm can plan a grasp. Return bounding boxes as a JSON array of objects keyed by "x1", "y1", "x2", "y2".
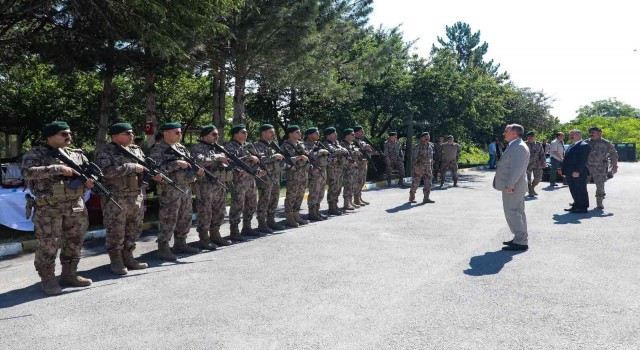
[{"x1": 1, "y1": 167, "x2": 492, "y2": 258}]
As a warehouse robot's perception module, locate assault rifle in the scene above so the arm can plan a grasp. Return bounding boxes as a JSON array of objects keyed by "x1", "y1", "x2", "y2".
[
  {"x1": 268, "y1": 141, "x2": 296, "y2": 168},
  {"x1": 114, "y1": 144, "x2": 188, "y2": 195},
  {"x1": 276, "y1": 140, "x2": 325, "y2": 180},
  {"x1": 354, "y1": 138, "x2": 378, "y2": 171},
  {"x1": 245, "y1": 143, "x2": 273, "y2": 179},
  {"x1": 49, "y1": 148, "x2": 123, "y2": 211},
  {"x1": 315, "y1": 141, "x2": 336, "y2": 162},
  {"x1": 208, "y1": 142, "x2": 266, "y2": 184},
  {"x1": 165, "y1": 145, "x2": 228, "y2": 189}
]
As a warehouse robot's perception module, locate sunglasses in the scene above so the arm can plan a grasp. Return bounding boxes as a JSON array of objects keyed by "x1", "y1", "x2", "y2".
[
  {"x1": 239, "y1": 130, "x2": 247, "y2": 134},
  {"x1": 58, "y1": 131, "x2": 72, "y2": 137}
]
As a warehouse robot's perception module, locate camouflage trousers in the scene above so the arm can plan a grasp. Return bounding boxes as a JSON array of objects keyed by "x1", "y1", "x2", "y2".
[
  {"x1": 33, "y1": 198, "x2": 88, "y2": 273},
  {"x1": 342, "y1": 164, "x2": 358, "y2": 198},
  {"x1": 307, "y1": 168, "x2": 327, "y2": 206},
  {"x1": 194, "y1": 181, "x2": 226, "y2": 234},
  {"x1": 229, "y1": 176, "x2": 257, "y2": 224},
  {"x1": 433, "y1": 158, "x2": 442, "y2": 179},
  {"x1": 354, "y1": 162, "x2": 367, "y2": 198},
  {"x1": 410, "y1": 166, "x2": 433, "y2": 196},
  {"x1": 102, "y1": 192, "x2": 144, "y2": 252},
  {"x1": 526, "y1": 166, "x2": 543, "y2": 185},
  {"x1": 440, "y1": 160, "x2": 458, "y2": 181},
  {"x1": 256, "y1": 173, "x2": 281, "y2": 220},
  {"x1": 326, "y1": 166, "x2": 344, "y2": 204},
  {"x1": 589, "y1": 171, "x2": 608, "y2": 199},
  {"x1": 158, "y1": 184, "x2": 193, "y2": 243},
  {"x1": 284, "y1": 170, "x2": 308, "y2": 212},
  {"x1": 385, "y1": 158, "x2": 405, "y2": 179}
]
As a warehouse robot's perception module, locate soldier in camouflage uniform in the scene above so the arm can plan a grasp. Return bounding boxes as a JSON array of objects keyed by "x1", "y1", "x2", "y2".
[
  {"x1": 281, "y1": 125, "x2": 311, "y2": 227},
  {"x1": 524, "y1": 131, "x2": 547, "y2": 197},
  {"x1": 224, "y1": 124, "x2": 264, "y2": 240},
  {"x1": 383, "y1": 132, "x2": 405, "y2": 187},
  {"x1": 433, "y1": 137, "x2": 444, "y2": 183},
  {"x1": 149, "y1": 122, "x2": 204, "y2": 261},
  {"x1": 21, "y1": 121, "x2": 93, "y2": 295},
  {"x1": 252, "y1": 124, "x2": 285, "y2": 233},
  {"x1": 323, "y1": 127, "x2": 351, "y2": 216},
  {"x1": 409, "y1": 132, "x2": 436, "y2": 204},
  {"x1": 586, "y1": 127, "x2": 619, "y2": 209},
  {"x1": 353, "y1": 125, "x2": 374, "y2": 206},
  {"x1": 190, "y1": 125, "x2": 232, "y2": 248},
  {"x1": 341, "y1": 129, "x2": 361, "y2": 211},
  {"x1": 96, "y1": 123, "x2": 156, "y2": 275},
  {"x1": 439, "y1": 135, "x2": 461, "y2": 187},
  {"x1": 303, "y1": 127, "x2": 330, "y2": 221}
]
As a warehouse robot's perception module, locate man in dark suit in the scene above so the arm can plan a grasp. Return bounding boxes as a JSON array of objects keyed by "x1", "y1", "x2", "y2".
[
  {"x1": 493, "y1": 124, "x2": 530, "y2": 251},
  {"x1": 562, "y1": 130, "x2": 592, "y2": 213}
]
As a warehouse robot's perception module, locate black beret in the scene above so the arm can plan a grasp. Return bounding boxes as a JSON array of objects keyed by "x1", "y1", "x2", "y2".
[
  {"x1": 526, "y1": 131, "x2": 535, "y2": 136},
  {"x1": 353, "y1": 125, "x2": 363, "y2": 132},
  {"x1": 304, "y1": 127, "x2": 319, "y2": 136},
  {"x1": 286, "y1": 125, "x2": 300, "y2": 134},
  {"x1": 389, "y1": 132, "x2": 397, "y2": 136},
  {"x1": 420, "y1": 132, "x2": 430, "y2": 138},
  {"x1": 589, "y1": 127, "x2": 602, "y2": 132},
  {"x1": 200, "y1": 125, "x2": 217, "y2": 137},
  {"x1": 324, "y1": 127, "x2": 337, "y2": 136},
  {"x1": 108, "y1": 122, "x2": 133, "y2": 136},
  {"x1": 160, "y1": 122, "x2": 182, "y2": 131},
  {"x1": 259, "y1": 124, "x2": 274, "y2": 132},
  {"x1": 230, "y1": 124, "x2": 246, "y2": 135},
  {"x1": 343, "y1": 128, "x2": 354, "y2": 136},
  {"x1": 42, "y1": 121, "x2": 70, "y2": 138}
]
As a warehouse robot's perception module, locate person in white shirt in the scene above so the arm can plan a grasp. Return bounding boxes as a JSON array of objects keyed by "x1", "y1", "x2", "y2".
[{"x1": 548, "y1": 132, "x2": 565, "y2": 187}]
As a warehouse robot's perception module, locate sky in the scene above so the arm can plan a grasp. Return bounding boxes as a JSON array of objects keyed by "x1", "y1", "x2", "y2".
[{"x1": 368, "y1": 0, "x2": 640, "y2": 122}]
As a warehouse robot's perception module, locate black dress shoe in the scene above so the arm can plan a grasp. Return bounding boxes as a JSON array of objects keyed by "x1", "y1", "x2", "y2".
[
  {"x1": 502, "y1": 243, "x2": 528, "y2": 251},
  {"x1": 502, "y1": 240, "x2": 514, "y2": 245},
  {"x1": 564, "y1": 207, "x2": 575, "y2": 212}
]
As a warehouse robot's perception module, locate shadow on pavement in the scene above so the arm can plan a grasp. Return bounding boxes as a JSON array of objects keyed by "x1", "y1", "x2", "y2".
[
  {"x1": 463, "y1": 249, "x2": 526, "y2": 276},
  {"x1": 385, "y1": 202, "x2": 423, "y2": 213},
  {"x1": 0, "y1": 281, "x2": 89, "y2": 309},
  {"x1": 552, "y1": 210, "x2": 614, "y2": 224}
]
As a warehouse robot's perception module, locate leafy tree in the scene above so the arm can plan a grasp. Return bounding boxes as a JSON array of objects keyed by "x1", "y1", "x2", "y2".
[{"x1": 576, "y1": 98, "x2": 639, "y2": 118}]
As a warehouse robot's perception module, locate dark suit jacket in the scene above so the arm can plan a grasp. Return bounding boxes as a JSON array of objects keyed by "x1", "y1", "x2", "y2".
[{"x1": 562, "y1": 140, "x2": 591, "y2": 175}]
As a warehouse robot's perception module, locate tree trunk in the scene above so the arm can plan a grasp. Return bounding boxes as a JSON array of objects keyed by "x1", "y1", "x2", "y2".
[
  {"x1": 289, "y1": 87, "x2": 297, "y2": 123},
  {"x1": 212, "y1": 62, "x2": 226, "y2": 140},
  {"x1": 95, "y1": 40, "x2": 115, "y2": 151},
  {"x1": 144, "y1": 50, "x2": 157, "y2": 147},
  {"x1": 233, "y1": 70, "x2": 246, "y2": 125}
]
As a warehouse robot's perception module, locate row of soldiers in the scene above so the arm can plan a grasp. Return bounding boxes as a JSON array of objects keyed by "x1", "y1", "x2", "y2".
[{"x1": 21, "y1": 121, "x2": 381, "y2": 295}]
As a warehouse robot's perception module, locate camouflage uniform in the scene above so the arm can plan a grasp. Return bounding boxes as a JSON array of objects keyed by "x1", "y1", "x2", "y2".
[
  {"x1": 149, "y1": 141, "x2": 195, "y2": 244},
  {"x1": 433, "y1": 141, "x2": 443, "y2": 182},
  {"x1": 22, "y1": 146, "x2": 90, "y2": 280},
  {"x1": 440, "y1": 143, "x2": 461, "y2": 185},
  {"x1": 303, "y1": 140, "x2": 329, "y2": 213},
  {"x1": 252, "y1": 140, "x2": 283, "y2": 222},
  {"x1": 323, "y1": 140, "x2": 350, "y2": 213},
  {"x1": 282, "y1": 140, "x2": 310, "y2": 214},
  {"x1": 341, "y1": 140, "x2": 359, "y2": 204},
  {"x1": 353, "y1": 137, "x2": 369, "y2": 202},
  {"x1": 190, "y1": 141, "x2": 228, "y2": 240},
  {"x1": 384, "y1": 139, "x2": 405, "y2": 182},
  {"x1": 525, "y1": 140, "x2": 546, "y2": 195},
  {"x1": 586, "y1": 138, "x2": 618, "y2": 206},
  {"x1": 95, "y1": 143, "x2": 145, "y2": 254},
  {"x1": 410, "y1": 141, "x2": 434, "y2": 199},
  {"x1": 224, "y1": 140, "x2": 258, "y2": 225}
]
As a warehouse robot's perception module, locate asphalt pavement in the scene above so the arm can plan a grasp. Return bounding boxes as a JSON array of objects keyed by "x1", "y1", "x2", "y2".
[{"x1": 1, "y1": 163, "x2": 639, "y2": 349}]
